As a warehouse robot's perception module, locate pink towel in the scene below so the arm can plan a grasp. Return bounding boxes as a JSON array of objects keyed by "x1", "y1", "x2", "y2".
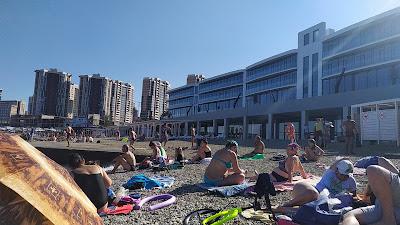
[{"x1": 273, "y1": 174, "x2": 320, "y2": 192}]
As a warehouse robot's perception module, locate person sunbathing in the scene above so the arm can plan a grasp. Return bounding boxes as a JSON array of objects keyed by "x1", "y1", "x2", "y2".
[
  {"x1": 276, "y1": 158, "x2": 356, "y2": 210},
  {"x1": 110, "y1": 144, "x2": 136, "y2": 173},
  {"x1": 341, "y1": 158, "x2": 399, "y2": 225},
  {"x1": 191, "y1": 139, "x2": 212, "y2": 162},
  {"x1": 204, "y1": 140, "x2": 245, "y2": 186},
  {"x1": 301, "y1": 139, "x2": 324, "y2": 162},
  {"x1": 141, "y1": 141, "x2": 168, "y2": 165},
  {"x1": 240, "y1": 136, "x2": 265, "y2": 158},
  {"x1": 69, "y1": 153, "x2": 112, "y2": 213},
  {"x1": 269, "y1": 143, "x2": 307, "y2": 183}
]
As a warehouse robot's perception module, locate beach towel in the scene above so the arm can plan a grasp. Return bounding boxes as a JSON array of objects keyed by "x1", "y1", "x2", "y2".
[
  {"x1": 197, "y1": 182, "x2": 253, "y2": 197},
  {"x1": 273, "y1": 174, "x2": 320, "y2": 192},
  {"x1": 150, "y1": 176, "x2": 175, "y2": 188},
  {"x1": 99, "y1": 204, "x2": 133, "y2": 216},
  {"x1": 239, "y1": 154, "x2": 265, "y2": 160},
  {"x1": 123, "y1": 174, "x2": 162, "y2": 190},
  {"x1": 352, "y1": 167, "x2": 366, "y2": 176},
  {"x1": 241, "y1": 208, "x2": 275, "y2": 224}
]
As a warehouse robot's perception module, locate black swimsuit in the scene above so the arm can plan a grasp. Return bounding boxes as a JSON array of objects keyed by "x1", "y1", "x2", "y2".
[
  {"x1": 205, "y1": 151, "x2": 212, "y2": 158},
  {"x1": 72, "y1": 172, "x2": 108, "y2": 209}
]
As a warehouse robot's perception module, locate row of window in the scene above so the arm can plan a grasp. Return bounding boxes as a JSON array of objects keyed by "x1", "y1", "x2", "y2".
[
  {"x1": 199, "y1": 73, "x2": 243, "y2": 93},
  {"x1": 169, "y1": 87, "x2": 195, "y2": 100},
  {"x1": 322, "y1": 64, "x2": 400, "y2": 95},
  {"x1": 322, "y1": 40, "x2": 400, "y2": 77},
  {"x1": 246, "y1": 71, "x2": 296, "y2": 95},
  {"x1": 312, "y1": 53, "x2": 319, "y2": 97},
  {"x1": 197, "y1": 98, "x2": 243, "y2": 114},
  {"x1": 169, "y1": 96, "x2": 194, "y2": 108},
  {"x1": 170, "y1": 106, "x2": 194, "y2": 118},
  {"x1": 304, "y1": 29, "x2": 319, "y2": 46},
  {"x1": 246, "y1": 87, "x2": 296, "y2": 106},
  {"x1": 323, "y1": 14, "x2": 400, "y2": 58},
  {"x1": 198, "y1": 86, "x2": 243, "y2": 103},
  {"x1": 303, "y1": 56, "x2": 309, "y2": 98},
  {"x1": 247, "y1": 54, "x2": 297, "y2": 81}
]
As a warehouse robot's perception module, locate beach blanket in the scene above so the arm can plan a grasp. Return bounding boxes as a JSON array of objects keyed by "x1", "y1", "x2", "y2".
[
  {"x1": 99, "y1": 204, "x2": 133, "y2": 216},
  {"x1": 239, "y1": 154, "x2": 265, "y2": 160},
  {"x1": 273, "y1": 174, "x2": 321, "y2": 192},
  {"x1": 197, "y1": 182, "x2": 254, "y2": 197},
  {"x1": 150, "y1": 176, "x2": 175, "y2": 188},
  {"x1": 123, "y1": 174, "x2": 163, "y2": 190}
]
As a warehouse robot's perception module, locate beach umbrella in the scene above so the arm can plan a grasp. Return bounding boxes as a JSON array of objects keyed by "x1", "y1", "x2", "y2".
[{"x1": 0, "y1": 133, "x2": 103, "y2": 225}]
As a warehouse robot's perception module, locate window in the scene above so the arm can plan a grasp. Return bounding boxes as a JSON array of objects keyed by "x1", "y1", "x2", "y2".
[
  {"x1": 304, "y1": 33, "x2": 310, "y2": 46},
  {"x1": 313, "y1": 29, "x2": 319, "y2": 42},
  {"x1": 312, "y1": 53, "x2": 318, "y2": 96},
  {"x1": 303, "y1": 56, "x2": 309, "y2": 98}
]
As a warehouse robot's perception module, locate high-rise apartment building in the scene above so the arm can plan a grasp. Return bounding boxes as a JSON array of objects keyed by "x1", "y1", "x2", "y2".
[
  {"x1": 28, "y1": 96, "x2": 33, "y2": 115},
  {"x1": 31, "y1": 69, "x2": 72, "y2": 117},
  {"x1": 110, "y1": 81, "x2": 135, "y2": 125},
  {"x1": 140, "y1": 77, "x2": 169, "y2": 120},
  {"x1": 78, "y1": 74, "x2": 113, "y2": 119},
  {"x1": 79, "y1": 74, "x2": 135, "y2": 125},
  {"x1": 67, "y1": 84, "x2": 79, "y2": 118},
  {"x1": 187, "y1": 74, "x2": 205, "y2": 85}
]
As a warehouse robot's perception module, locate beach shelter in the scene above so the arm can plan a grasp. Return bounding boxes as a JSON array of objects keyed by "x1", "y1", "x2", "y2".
[{"x1": 0, "y1": 133, "x2": 103, "y2": 225}]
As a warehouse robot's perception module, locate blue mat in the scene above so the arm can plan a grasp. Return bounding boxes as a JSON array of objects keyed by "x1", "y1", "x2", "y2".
[{"x1": 196, "y1": 182, "x2": 253, "y2": 197}]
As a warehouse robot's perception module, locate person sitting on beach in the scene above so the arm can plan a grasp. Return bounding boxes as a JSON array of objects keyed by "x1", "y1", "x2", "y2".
[
  {"x1": 301, "y1": 139, "x2": 324, "y2": 162},
  {"x1": 276, "y1": 158, "x2": 356, "y2": 210},
  {"x1": 269, "y1": 142, "x2": 307, "y2": 183},
  {"x1": 141, "y1": 141, "x2": 168, "y2": 165},
  {"x1": 240, "y1": 136, "x2": 265, "y2": 158},
  {"x1": 110, "y1": 144, "x2": 136, "y2": 173},
  {"x1": 204, "y1": 140, "x2": 245, "y2": 186},
  {"x1": 175, "y1": 147, "x2": 185, "y2": 163},
  {"x1": 191, "y1": 139, "x2": 212, "y2": 162},
  {"x1": 69, "y1": 153, "x2": 112, "y2": 213},
  {"x1": 341, "y1": 159, "x2": 400, "y2": 225}
]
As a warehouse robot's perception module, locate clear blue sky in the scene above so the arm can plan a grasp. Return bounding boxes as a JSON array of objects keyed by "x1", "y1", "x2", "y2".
[{"x1": 1, "y1": 0, "x2": 400, "y2": 108}]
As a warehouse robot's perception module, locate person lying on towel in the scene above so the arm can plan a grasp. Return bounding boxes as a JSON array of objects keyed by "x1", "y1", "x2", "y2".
[
  {"x1": 204, "y1": 140, "x2": 245, "y2": 186},
  {"x1": 275, "y1": 158, "x2": 356, "y2": 211}
]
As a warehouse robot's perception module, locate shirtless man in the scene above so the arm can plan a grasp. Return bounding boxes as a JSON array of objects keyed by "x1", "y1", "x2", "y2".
[
  {"x1": 241, "y1": 136, "x2": 265, "y2": 158},
  {"x1": 110, "y1": 144, "x2": 136, "y2": 173},
  {"x1": 65, "y1": 124, "x2": 74, "y2": 147},
  {"x1": 342, "y1": 116, "x2": 357, "y2": 155},
  {"x1": 129, "y1": 128, "x2": 137, "y2": 150}
]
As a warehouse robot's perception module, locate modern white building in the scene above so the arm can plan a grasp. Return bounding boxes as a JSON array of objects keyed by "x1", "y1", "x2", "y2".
[{"x1": 132, "y1": 7, "x2": 400, "y2": 146}]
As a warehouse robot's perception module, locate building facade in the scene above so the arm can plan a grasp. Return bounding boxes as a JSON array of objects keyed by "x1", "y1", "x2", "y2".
[
  {"x1": 31, "y1": 69, "x2": 72, "y2": 117},
  {"x1": 129, "y1": 7, "x2": 400, "y2": 145},
  {"x1": 140, "y1": 77, "x2": 169, "y2": 120},
  {"x1": 0, "y1": 100, "x2": 25, "y2": 125},
  {"x1": 67, "y1": 84, "x2": 79, "y2": 119},
  {"x1": 110, "y1": 81, "x2": 135, "y2": 125}
]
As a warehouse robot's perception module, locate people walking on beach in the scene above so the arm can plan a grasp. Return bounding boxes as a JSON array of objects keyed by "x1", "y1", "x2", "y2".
[
  {"x1": 191, "y1": 126, "x2": 196, "y2": 149},
  {"x1": 342, "y1": 116, "x2": 357, "y2": 155},
  {"x1": 160, "y1": 123, "x2": 171, "y2": 147},
  {"x1": 286, "y1": 122, "x2": 296, "y2": 143},
  {"x1": 65, "y1": 124, "x2": 74, "y2": 147},
  {"x1": 204, "y1": 140, "x2": 245, "y2": 186},
  {"x1": 69, "y1": 153, "x2": 112, "y2": 213},
  {"x1": 301, "y1": 139, "x2": 324, "y2": 162},
  {"x1": 110, "y1": 144, "x2": 136, "y2": 173},
  {"x1": 115, "y1": 129, "x2": 120, "y2": 141},
  {"x1": 314, "y1": 118, "x2": 323, "y2": 146},
  {"x1": 129, "y1": 128, "x2": 137, "y2": 150}
]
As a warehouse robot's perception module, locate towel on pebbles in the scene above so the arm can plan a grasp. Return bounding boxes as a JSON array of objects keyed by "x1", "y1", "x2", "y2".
[
  {"x1": 150, "y1": 176, "x2": 175, "y2": 188},
  {"x1": 197, "y1": 182, "x2": 254, "y2": 197}
]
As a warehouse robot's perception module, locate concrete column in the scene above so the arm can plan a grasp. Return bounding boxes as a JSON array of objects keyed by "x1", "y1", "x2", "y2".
[
  {"x1": 184, "y1": 122, "x2": 189, "y2": 136},
  {"x1": 152, "y1": 123, "x2": 156, "y2": 138},
  {"x1": 395, "y1": 101, "x2": 399, "y2": 147},
  {"x1": 213, "y1": 119, "x2": 217, "y2": 137},
  {"x1": 197, "y1": 121, "x2": 200, "y2": 135},
  {"x1": 243, "y1": 116, "x2": 247, "y2": 140},
  {"x1": 300, "y1": 111, "x2": 307, "y2": 140},
  {"x1": 343, "y1": 106, "x2": 350, "y2": 119},
  {"x1": 224, "y1": 118, "x2": 229, "y2": 139},
  {"x1": 267, "y1": 114, "x2": 273, "y2": 140}
]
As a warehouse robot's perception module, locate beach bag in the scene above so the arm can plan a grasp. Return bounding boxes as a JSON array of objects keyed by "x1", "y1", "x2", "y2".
[{"x1": 293, "y1": 201, "x2": 341, "y2": 225}]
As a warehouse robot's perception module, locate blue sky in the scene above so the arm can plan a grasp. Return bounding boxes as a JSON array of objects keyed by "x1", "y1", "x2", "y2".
[{"x1": 1, "y1": 0, "x2": 400, "y2": 108}]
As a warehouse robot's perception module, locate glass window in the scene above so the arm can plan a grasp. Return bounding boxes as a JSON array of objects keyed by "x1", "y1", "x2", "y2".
[
  {"x1": 312, "y1": 53, "x2": 318, "y2": 96},
  {"x1": 313, "y1": 29, "x2": 319, "y2": 42},
  {"x1": 303, "y1": 56, "x2": 309, "y2": 98},
  {"x1": 304, "y1": 33, "x2": 310, "y2": 46}
]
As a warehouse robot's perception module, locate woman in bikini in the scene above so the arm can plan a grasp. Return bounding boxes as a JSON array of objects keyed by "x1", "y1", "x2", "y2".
[
  {"x1": 270, "y1": 143, "x2": 308, "y2": 183},
  {"x1": 204, "y1": 140, "x2": 245, "y2": 186},
  {"x1": 301, "y1": 139, "x2": 324, "y2": 162},
  {"x1": 191, "y1": 139, "x2": 212, "y2": 162}
]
